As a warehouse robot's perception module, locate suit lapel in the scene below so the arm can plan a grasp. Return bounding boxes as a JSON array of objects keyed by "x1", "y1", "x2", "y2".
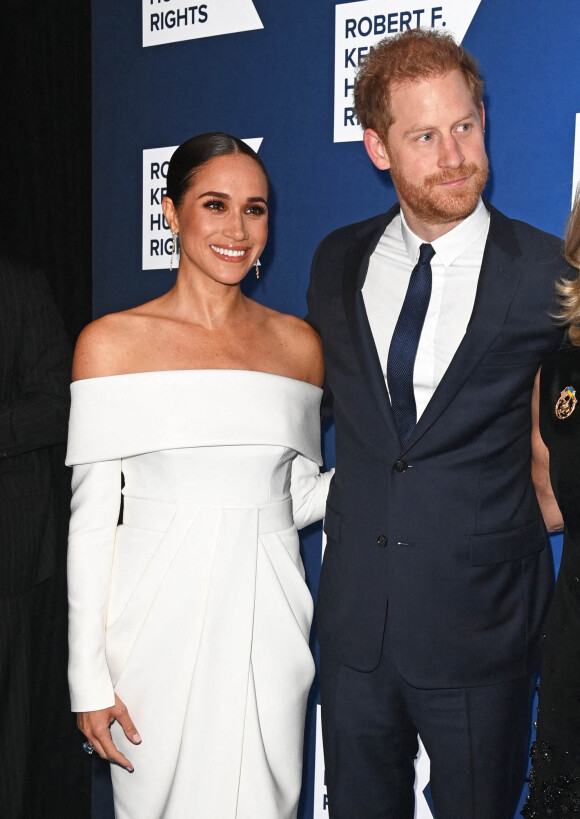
[
  {"x1": 342, "y1": 206, "x2": 401, "y2": 444},
  {"x1": 402, "y1": 202, "x2": 524, "y2": 453}
]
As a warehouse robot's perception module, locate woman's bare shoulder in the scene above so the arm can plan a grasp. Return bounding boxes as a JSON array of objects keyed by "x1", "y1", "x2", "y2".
[
  {"x1": 272, "y1": 311, "x2": 321, "y2": 348},
  {"x1": 260, "y1": 306, "x2": 324, "y2": 387},
  {"x1": 72, "y1": 311, "x2": 145, "y2": 381}
]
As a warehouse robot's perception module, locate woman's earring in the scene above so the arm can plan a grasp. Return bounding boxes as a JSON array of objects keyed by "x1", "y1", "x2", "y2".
[
  {"x1": 169, "y1": 232, "x2": 178, "y2": 273},
  {"x1": 254, "y1": 258, "x2": 261, "y2": 279}
]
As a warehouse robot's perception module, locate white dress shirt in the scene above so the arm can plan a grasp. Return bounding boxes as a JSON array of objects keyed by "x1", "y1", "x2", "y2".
[{"x1": 362, "y1": 198, "x2": 490, "y2": 421}]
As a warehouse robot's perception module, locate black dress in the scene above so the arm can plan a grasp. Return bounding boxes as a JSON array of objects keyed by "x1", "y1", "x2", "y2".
[{"x1": 522, "y1": 348, "x2": 580, "y2": 817}]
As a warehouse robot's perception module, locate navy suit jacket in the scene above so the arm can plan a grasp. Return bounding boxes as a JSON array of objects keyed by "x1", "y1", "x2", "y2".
[{"x1": 307, "y1": 200, "x2": 571, "y2": 688}]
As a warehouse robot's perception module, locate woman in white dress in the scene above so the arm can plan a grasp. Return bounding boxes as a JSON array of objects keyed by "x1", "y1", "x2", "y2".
[{"x1": 67, "y1": 133, "x2": 331, "y2": 818}]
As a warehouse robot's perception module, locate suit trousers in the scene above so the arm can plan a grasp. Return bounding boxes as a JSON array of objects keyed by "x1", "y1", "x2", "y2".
[
  {"x1": 0, "y1": 567, "x2": 91, "y2": 818},
  {"x1": 320, "y1": 629, "x2": 535, "y2": 819}
]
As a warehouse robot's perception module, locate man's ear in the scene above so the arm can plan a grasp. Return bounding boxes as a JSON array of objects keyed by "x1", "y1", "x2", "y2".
[{"x1": 363, "y1": 129, "x2": 391, "y2": 170}]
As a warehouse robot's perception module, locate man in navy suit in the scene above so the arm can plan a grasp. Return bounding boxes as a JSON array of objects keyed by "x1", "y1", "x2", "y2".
[{"x1": 307, "y1": 29, "x2": 571, "y2": 818}]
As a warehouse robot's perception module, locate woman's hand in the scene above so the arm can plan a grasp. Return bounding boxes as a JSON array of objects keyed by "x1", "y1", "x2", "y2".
[{"x1": 78, "y1": 694, "x2": 141, "y2": 772}]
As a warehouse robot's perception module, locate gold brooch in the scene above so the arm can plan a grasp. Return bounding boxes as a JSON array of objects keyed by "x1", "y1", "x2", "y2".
[{"x1": 555, "y1": 385, "x2": 577, "y2": 419}]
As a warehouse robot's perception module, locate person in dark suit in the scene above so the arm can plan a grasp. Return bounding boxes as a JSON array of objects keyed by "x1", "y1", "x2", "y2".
[
  {"x1": 307, "y1": 29, "x2": 572, "y2": 819},
  {"x1": 0, "y1": 255, "x2": 89, "y2": 817}
]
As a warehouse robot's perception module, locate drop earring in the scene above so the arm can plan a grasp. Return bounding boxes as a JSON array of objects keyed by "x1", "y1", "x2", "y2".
[
  {"x1": 254, "y1": 258, "x2": 261, "y2": 279},
  {"x1": 169, "y1": 232, "x2": 178, "y2": 273}
]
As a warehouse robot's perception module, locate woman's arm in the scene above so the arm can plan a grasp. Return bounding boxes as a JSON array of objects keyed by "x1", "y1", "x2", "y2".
[
  {"x1": 68, "y1": 459, "x2": 141, "y2": 771},
  {"x1": 531, "y1": 368, "x2": 564, "y2": 532},
  {"x1": 68, "y1": 319, "x2": 142, "y2": 770},
  {"x1": 68, "y1": 460, "x2": 121, "y2": 709},
  {"x1": 290, "y1": 455, "x2": 334, "y2": 530}
]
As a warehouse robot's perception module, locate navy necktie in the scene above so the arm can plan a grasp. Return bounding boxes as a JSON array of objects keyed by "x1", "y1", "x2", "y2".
[{"x1": 387, "y1": 243, "x2": 435, "y2": 445}]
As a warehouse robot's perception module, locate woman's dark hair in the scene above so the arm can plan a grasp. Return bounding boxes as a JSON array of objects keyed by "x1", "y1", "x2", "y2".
[{"x1": 165, "y1": 132, "x2": 270, "y2": 208}]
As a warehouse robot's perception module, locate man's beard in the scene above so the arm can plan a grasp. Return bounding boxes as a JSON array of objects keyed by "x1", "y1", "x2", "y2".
[{"x1": 390, "y1": 156, "x2": 489, "y2": 228}]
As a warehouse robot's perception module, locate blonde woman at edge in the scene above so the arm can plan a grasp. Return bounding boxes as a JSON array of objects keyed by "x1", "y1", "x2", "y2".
[
  {"x1": 524, "y1": 196, "x2": 580, "y2": 815},
  {"x1": 66, "y1": 133, "x2": 332, "y2": 819}
]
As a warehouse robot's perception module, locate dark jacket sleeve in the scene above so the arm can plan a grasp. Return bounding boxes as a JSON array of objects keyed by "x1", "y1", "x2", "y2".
[{"x1": 0, "y1": 264, "x2": 71, "y2": 459}]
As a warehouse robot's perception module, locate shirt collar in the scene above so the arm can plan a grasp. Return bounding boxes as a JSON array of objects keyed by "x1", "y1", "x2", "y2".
[{"x1": 400, "y1": 198, "x2": 489, "y2": 269}]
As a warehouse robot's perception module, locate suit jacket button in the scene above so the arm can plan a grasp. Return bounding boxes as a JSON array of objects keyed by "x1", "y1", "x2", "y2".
[
  {"x1": 377, "y1": 534, "x2": 387, "y2": 548},
  {"x1": 394, "y1": 460, "x2": 408, "y2": 473}
]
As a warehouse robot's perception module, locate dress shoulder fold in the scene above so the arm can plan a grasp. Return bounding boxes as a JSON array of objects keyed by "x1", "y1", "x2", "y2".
[{"x1": 66, "y1": 369, "x2": 323, "y2": 466}]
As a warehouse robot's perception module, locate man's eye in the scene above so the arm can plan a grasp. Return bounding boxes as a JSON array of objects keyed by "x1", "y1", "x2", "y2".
[{"x1": 418, "y1": 133, "x2": 432, "y2": 142}]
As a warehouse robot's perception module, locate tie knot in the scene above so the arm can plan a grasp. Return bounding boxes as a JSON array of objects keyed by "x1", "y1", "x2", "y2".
[{"x1": 418, "y1": 243, "x2": 435, "y2": 264}]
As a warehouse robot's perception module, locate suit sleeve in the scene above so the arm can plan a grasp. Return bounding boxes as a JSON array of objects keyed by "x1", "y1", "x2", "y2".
[
  {"x1": 0, "y1": 268, "x2": 71, "y2": 457},
  {"x1": 67, "y1": 459, "x2": 121, "y2": 712}
]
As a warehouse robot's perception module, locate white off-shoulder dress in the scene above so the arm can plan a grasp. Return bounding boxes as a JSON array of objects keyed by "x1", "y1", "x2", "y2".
[{"x1": 66, "y1": 370, "x2": 331, "y2": 819}]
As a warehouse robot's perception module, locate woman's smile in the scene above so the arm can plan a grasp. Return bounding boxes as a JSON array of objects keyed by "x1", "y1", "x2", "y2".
[{"x1": 209, "y1": 244, "x2": 250, "y2": 261}]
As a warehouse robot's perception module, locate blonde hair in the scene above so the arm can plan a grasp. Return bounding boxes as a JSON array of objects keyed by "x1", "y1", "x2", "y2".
[{"x1": 556, "y1": 192, "x2": 580, "y2": 345}]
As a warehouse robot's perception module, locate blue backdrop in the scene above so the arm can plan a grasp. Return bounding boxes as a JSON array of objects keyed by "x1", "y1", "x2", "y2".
[{"x1": 92, "y1": 1, "x2": 576, "y2": 815}]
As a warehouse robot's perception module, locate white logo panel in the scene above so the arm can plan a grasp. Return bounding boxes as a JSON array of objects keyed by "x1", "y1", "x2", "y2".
[
  {"x1": 142, "y1": 138, "x2": 263, "y2": 271},
  {"x1": 313, "y1": 705, "x2": 327, "y2": 817},
  {"x1": 334, "y1": 0, "x2": 483, "y2": 142},
  {"x1": 143, "y1": 0, "x2": 263, "y2": 48},
  {"x1": 414, "y1": 739, "x2": 432, "y2": 818}
]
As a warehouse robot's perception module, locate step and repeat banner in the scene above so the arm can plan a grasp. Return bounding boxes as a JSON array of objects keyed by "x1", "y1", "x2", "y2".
[{"x1": 92, "y1": 1, "x2": 577, "y2": 815}]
